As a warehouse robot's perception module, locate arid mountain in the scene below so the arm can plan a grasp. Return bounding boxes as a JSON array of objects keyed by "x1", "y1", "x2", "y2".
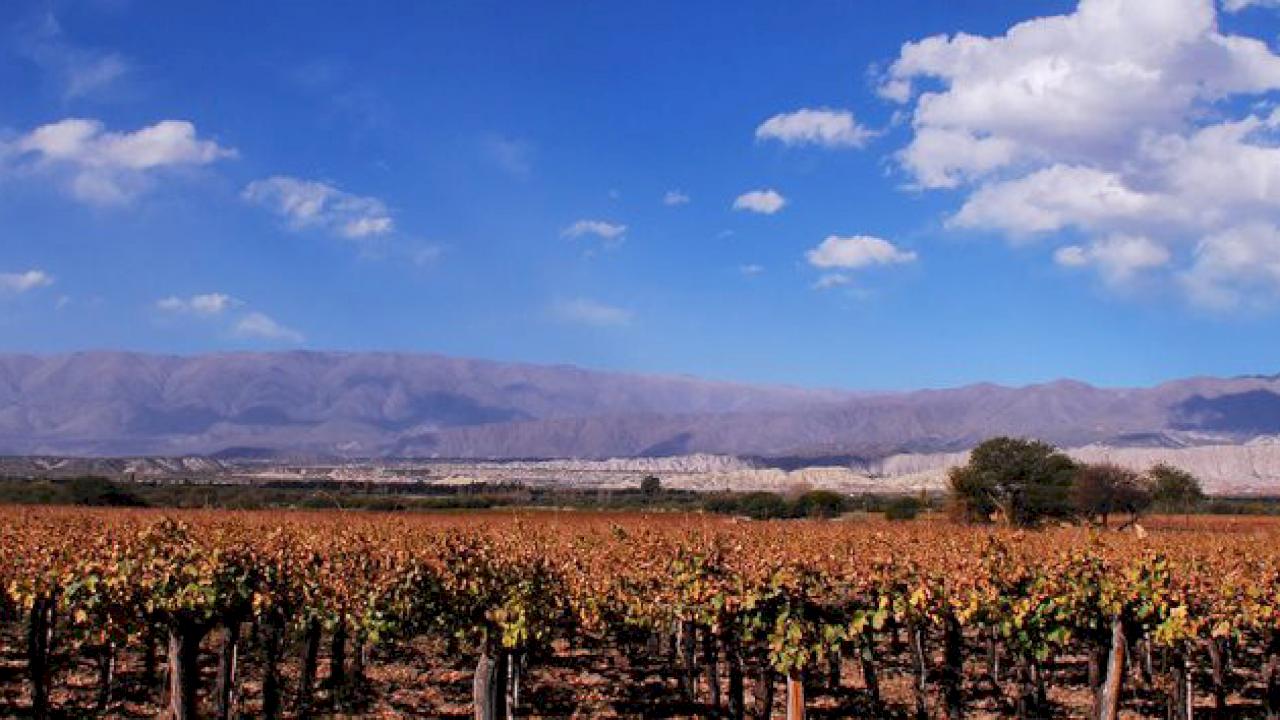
[{"x1": 1, "y1": 351, "x2": 1279, "y2": 458}]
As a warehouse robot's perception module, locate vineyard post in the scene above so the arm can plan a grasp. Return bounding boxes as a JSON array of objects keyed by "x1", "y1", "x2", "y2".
[
  {"x1": 785, "y1": 670, "x2": 805, "y2": 720},
  {"x1": 473, "y1": 642, "x2": 509, "y2": 720},
  {"x1": 214, "y1": 616, "x2": 243, "y2": 720},
  {"x1": 703, "y1": 629, "x2": 721, "y2": 709},
  {"x1": 164, "y1": 621, "x2": 207, "y2": 720},
  {"x1": 1167, "y1": 650, "x2": 1193, "y2": 720},
  {"x1": 827, "y1": 646, "x2": 842, "y2": 691},
  {"x1": 1096, "y1": 616, "x2": 1126, "y2": 720},
  {"x1": 909, "y1": 620, "x2": 929, "y2": 720}
]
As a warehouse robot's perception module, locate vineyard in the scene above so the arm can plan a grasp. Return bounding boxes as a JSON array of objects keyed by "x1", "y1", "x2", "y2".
[{"x1": 2, "y1": 509, "x2": 1279, "y2": 719}]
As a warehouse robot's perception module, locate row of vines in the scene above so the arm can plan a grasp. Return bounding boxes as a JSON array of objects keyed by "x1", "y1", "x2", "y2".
[{"x1": 2, "y1": 508, "x2": 1280, "y2": 718}]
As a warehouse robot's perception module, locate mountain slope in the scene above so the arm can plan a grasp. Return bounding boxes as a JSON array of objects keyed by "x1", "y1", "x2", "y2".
[{"x1": 0, "y1": 351, "x2": 1278, "y2": 458}]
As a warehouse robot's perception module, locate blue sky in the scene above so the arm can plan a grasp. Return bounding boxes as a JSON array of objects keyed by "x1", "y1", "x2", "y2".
[{"x1": 4, "y1": 0, "x2": 1280, "y2": 390}]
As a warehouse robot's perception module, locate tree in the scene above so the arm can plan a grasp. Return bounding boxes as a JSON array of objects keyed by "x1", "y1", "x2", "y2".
[
  {"x1": 948, "y1": 437, "x2": 1077, "y2": 527},
  {"x1": 640, "y1": 475, "x2": 662, "y2": 495},
  {"x1": 1071, "y1": 463, "x2": 1153, "y2": 528},
  {"x1": 793, "y1": 490, "x2": 849, "y2": 519},
  {"x1": 884, "y1": 496, "x2": 923, "y2": 521},
  {"x1": 1148, "y1": 463, "x2": 1204, "y2": 514}
]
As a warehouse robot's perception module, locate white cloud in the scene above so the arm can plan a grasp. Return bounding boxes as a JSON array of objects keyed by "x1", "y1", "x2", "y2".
[
  {"x1": 156, "y1": 293, "x2": 241, "y2": 316},
  {"x1": 1223, "y1": 0, "x2": 1280, "y2": 10},
  {"x1": 243, "y1": 176, "x2": 394, "y2": 240},
  {"x1": 663, "y1": 190, "x2": 690, "y2": 206},
  {"x1": 0, "y1": 270, "x2": 54, "y2": 293},
  {"x1": 1054, "y1": 234, "x2": 1171, "y2": 283},
  {"x1": 813, "y1": 273, "x2": 854, "y2": 289},
  {"x1": 4, "y1": 118, "x2": 234, "y2": 205},
  {"x1": 562, "y1": 220, "x2": 627, "y2": 244},
  {"x1": 739, "y1": 264, "x2": 764, "y2": 276},
  {"x1": 882, "y1": 0, "x2": 1280, "y2": 303},
  {"x1": 233, "y1": 312, "x2": 305, "y2": 343},
  {"x1": 552, "y1": 298, "x2": 633, "y2": 327},
  {"x1": 732, "y1": 189, "x2": 786, "y2": 215},
  {"x1": 806, "y1": 235, "x2": 917, "y2": 269},
  {"x1": 755, "y1": 108, "x2": 873, "y2": 148}
]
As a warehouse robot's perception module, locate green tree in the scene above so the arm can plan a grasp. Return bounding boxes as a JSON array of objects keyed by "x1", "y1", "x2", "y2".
[
  {"x1": 640, "y1": 475, "x2": 662, "y2": 495},
  {"x1": 1148, "y1": 463, "x2": 1203, "y2": 514},
  {"x1": 1070, "y1": 463, "x2": 1153, "y2": 528},
  {"x1": 884, "y1": 495, "x2": 923, "y2": 521},
  {"x1": 948, "y1": 437, "x2": 1077, "y2": 527}
]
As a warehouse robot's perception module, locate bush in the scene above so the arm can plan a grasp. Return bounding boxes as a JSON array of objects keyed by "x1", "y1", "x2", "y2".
[
  {"x1": 63, "y1": 476, "x2": 148, "y2": 507},
  {"x1": 885, "y1": 496, "x2": 923, "y2": 521}
]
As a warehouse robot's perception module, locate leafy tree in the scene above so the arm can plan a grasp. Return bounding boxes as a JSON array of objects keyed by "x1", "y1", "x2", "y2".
[
  {"x1": 1070, "y1": 463, "x2": 1152, "y2": 528},
  {"x1": 884, "y1": 495, "x2": 923, "y2": 521},
  {"x1": 793, "y1": 490, "x2": 849, "y2": 519},
  {"x1": 640, "y1": 475, "x2": 662, "y2": 495},
  {"x1": 948, "y1": 437, "x2": 1077, "y2": 527},
  {"x1": 1148, "y1": 463, "x2": 1204, "y2": 514}
]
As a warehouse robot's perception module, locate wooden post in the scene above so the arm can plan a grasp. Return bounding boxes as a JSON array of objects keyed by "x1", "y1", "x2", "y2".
[
  {"x1": 785, "y1": 671, "x2": 805, "y2": 720},
  {"x1": 943, "y1": 615, "x2": 964, "y2": 719},
  {"x1": 474, "y1": 645, "x2": 508, "y2": 720},
  {"x1": 215, "y1": 620, "x2": 241, "y2": 720},
  {"x1": 165, "y1": 624, "x2": 205, "y2": 720},
  {"x1": 1266, "y1": 630, "x2": 1280, "y2": 720},
  {"x1": 1096, "y1": 617, "x2": 1126, "y2": 720}
]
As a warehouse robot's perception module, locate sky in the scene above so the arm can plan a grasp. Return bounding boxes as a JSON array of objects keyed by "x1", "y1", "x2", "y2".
[{"x1": 4, "y1": 0, "x2": 1280, "y2": 391}]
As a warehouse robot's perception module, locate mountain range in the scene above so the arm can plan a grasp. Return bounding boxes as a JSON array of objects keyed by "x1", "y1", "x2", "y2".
[{"x1": 1, "y1": 351, "x2": 1279, "y2": 459}]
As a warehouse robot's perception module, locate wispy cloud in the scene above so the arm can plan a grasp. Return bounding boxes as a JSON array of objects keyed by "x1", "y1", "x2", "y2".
[
  {"x1": 233, "y1": 311, "x2": 305, "y2": 343},
  {"x1": 732, "y1": 189, "x2": 786, "y2": 215},
  {"x1": 663, "y1": 190, "x2": 690, "y2": 206},
  {"x1": 552, "y1": 297, "x2": 633, "y2": 327},
  {"x1": 0, "y1": 270, "x2": 54, "y2": 293},
  {"x1": 756, "y1": 108, "x2": 872, "y2": 149},
  {"x1": 739, "y1": 264, "x2": 764, "y2": 277},
  {"x1": 481, "y1": 135, "x2": 534, "y2": 178},
  {"x1": 16, "y1": 13, "x2": 131, "y2": 100},
  {"x1": 155, "y1": 292, "x2": 241, "y2": 316},
  {"x1": 562, "y1": 220, "x2": 627, "y2": 251},
  {"x1": 243, "y1": 176, "x2": 393, "y2": 240}
]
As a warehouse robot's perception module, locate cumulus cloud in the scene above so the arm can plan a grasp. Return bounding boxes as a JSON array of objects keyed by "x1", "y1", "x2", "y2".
[
  {"x1": 755, "y1": 108, "x2": 873, "y2": 148},
  {"x1": 806, "y1": 235, "x2": 917, "y2": 269},
  {"x1": 552, "y1": 297, "x2": 633, "y2": 327},
  {"x1": 3, "y1": 118, "x2": 234, "y2": 205},
  {"x1": 233, "y1": 312, "x2": 305, "y2": 343},
  {"x1": 1054, "y1": 234, "x2": 1171, "y2": 284},
  {"x1": 243, "y1": 176, "x2": 394, "y2": 240},
  {"x1": 881, "y1": 0, "x2": 1280, "y2": 305},
  {"x1": 663, "y1": 190, "x2": 690, "y2": 206},
  {"x1": 156, "y1": 293, "x2": 241, "y2": 316},
  {"x1": 0, "y1": 270, "x2": 54, "y2": 293},
  {"x1": 732, "y1": 189, "x2": 786, "y2": 215}
]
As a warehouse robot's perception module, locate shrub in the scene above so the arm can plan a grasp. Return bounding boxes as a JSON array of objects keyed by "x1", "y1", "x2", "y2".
[{"x1": 885, "y1": 496, "x2": 923, "y2": 521}]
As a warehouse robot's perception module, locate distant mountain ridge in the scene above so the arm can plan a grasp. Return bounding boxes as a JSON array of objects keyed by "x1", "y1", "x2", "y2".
[{"x1": 1, "y1": 351, "x2": 1278, "y2": 459}]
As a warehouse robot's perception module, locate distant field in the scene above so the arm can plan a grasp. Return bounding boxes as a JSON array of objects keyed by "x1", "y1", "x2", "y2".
[{"x1": 3, "y1": 508, "x2": 1280, "y2": 718}]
